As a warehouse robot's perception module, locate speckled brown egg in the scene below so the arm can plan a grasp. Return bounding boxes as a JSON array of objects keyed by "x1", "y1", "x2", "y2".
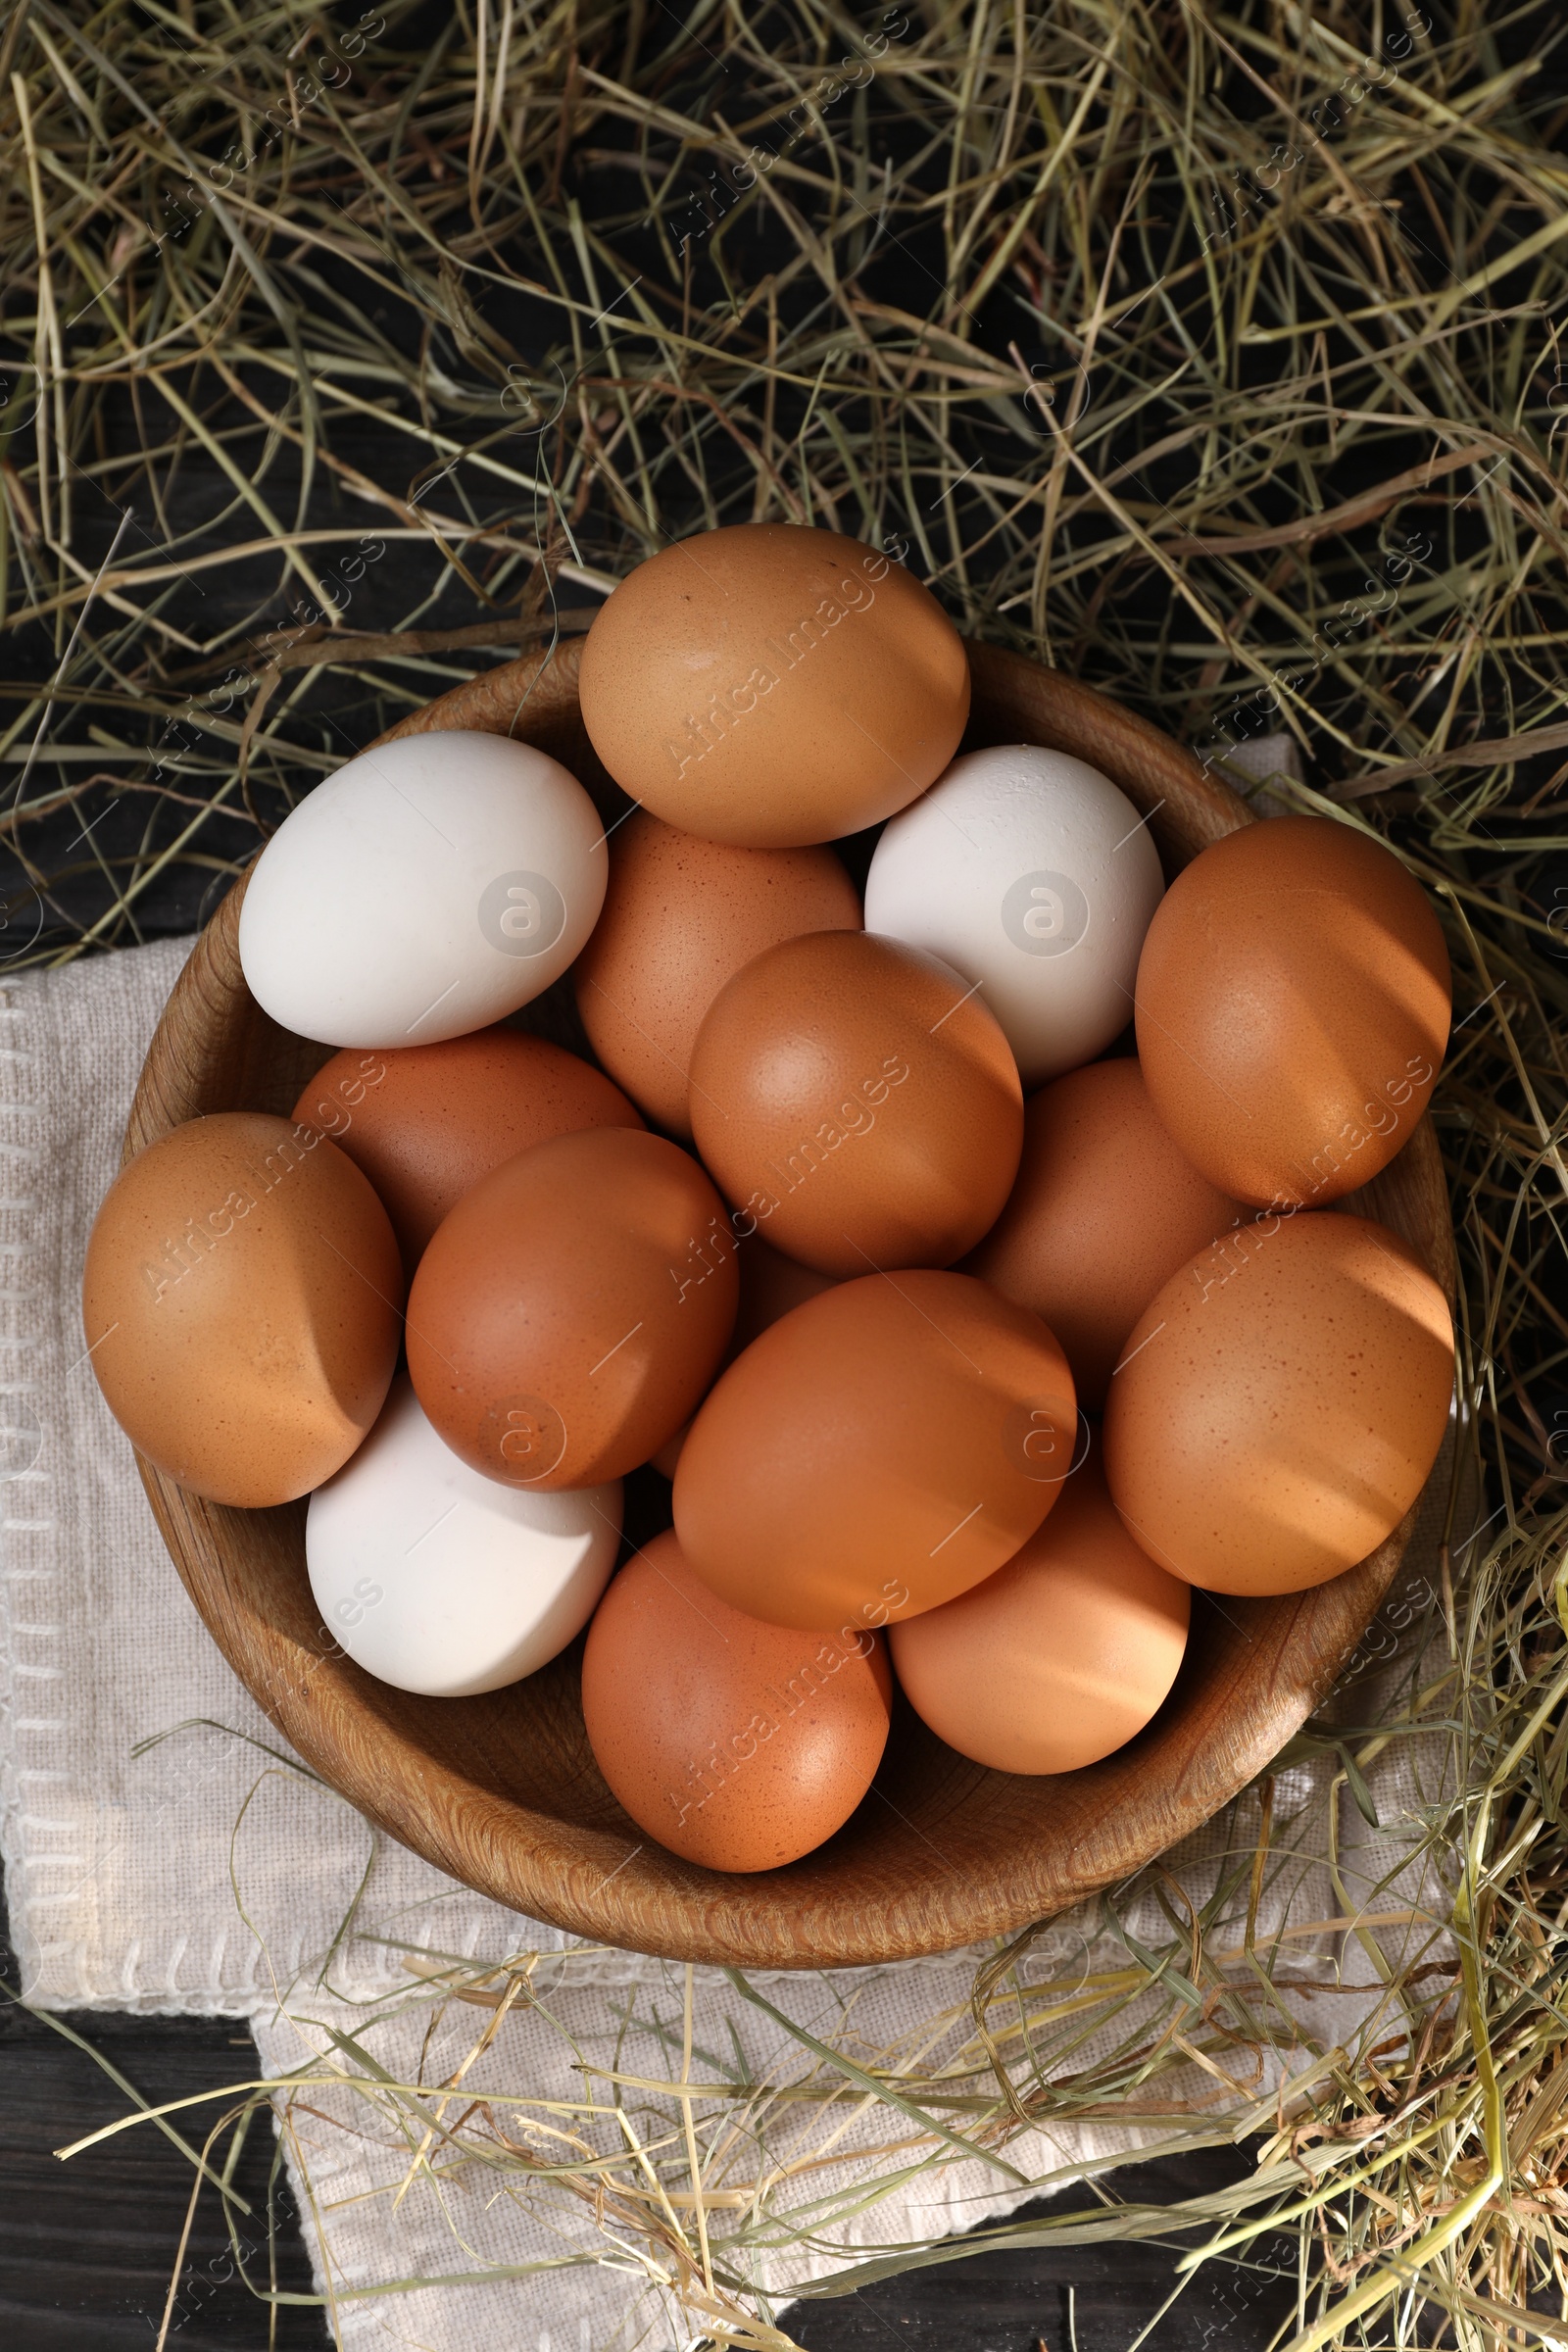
[
  {"x1": 890, "y1": 1439, "x2": 1189, "y2": 1774},
  {"x1": 673, "y1": 1270, "x2": 1077, "y2": 1633},
  {"x1": 406, "y1": 1126, "x2": 737, "y2": 1489},
  {"x1": 1102, "y1": 1208, "x2": 1453, "y2": 1594},
  {"x1": 293, "y1": 1027, "x2": 643, "y2": 1274},
  {"x1": 967, "y1": 1057, "x2": 1245, "y2": 1407},
  {"x1": 81, "y1": 1113, "x2": 403, "y2": 1506},
  {"x1": 689, "y1": 930, "x2": 1024, "y2": 1276},
  {"x1": 581, "y1": 1529, "x2": 892, "y2": 1871},
  {"x1": 1135, "y1": 815, "x2": 1451, "y2": 1206},
  {"x1": 573, "y1": 810, "x2": 861, "y2": 1136},
  {"x1": 577, "y1": 524, "x2": 970, "y2": 846}
]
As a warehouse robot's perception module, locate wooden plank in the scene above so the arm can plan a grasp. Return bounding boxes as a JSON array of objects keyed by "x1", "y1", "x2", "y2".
[{"x1": 0, "y1": 1896, "x2": 323, "y2": 2348}]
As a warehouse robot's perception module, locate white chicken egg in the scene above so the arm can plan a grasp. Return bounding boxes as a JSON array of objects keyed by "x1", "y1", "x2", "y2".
[
  {"x1": 306, "y1": 1377, "x2": 621, "y2": 1696},
  {"x1": 863, "y1": 745, "x2": 1165, "y2": 1085},
  {"x1": 238, "y1": 731, "x2": 608, "y2": 1048}
]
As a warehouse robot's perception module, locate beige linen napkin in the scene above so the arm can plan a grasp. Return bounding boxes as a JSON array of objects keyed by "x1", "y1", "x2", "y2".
[{"x1": 0, "y1": 845, "x2": 1461, "y2": 2349}]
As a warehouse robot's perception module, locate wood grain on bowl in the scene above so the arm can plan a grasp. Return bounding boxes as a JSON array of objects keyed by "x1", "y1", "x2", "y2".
[{"x1": 122, "y1": 634, "x2": 1456, "y2": 1968}]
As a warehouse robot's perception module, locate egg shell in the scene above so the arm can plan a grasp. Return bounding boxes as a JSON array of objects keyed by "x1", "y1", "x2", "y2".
[
  {"x1": 306, "y1": 1377, "x2": 620, "y2": 1696},
  {"x1": 573, "y1": 810, "x2": 861, "y2": 1135},
  {"x1": 688, "y1": 930, "x2": 1024, "y2": 1277},
  {"x1": 292, "y1": 1028, "x2": 643, "y2": 1274},
  {"x1": 864, "y1": 744, "x2": 1165, "y2": 1084},
  {"x1": 966, "y1": 1057, "x2": 1245, "y2": 1407},
  {"x1": 673, "y1": 1269, "x2": 1076, "y2": 1633},
  {"x1": 889, "y1": 1439, "x2": 1189, "y2": 1774},
  {"x1": 577, "y1": 524, "x2": 970, "y2": 847},
  {"x1": 1134, "y1": 813, "x2": 1451, "y2": 1206},
  {"x1": 580, "y1": 1529, "x2": 892, "y2": 1871},
  {"x1": 81, "y1": 1113, "x2": 403, "y2": 1507},
  {"x1": 237, "y1": 730, "x2": 608, "y2": 1048},
  {"x1": 649, "y1": 1236, "x2": 839, "y2": 1480},
  {"x1": 1102, "y1": 1208, "x2": 1453, "y2": 1595},
  {"x1": 406, "y1": 1126, "x2": 738, "y2": 1489}
]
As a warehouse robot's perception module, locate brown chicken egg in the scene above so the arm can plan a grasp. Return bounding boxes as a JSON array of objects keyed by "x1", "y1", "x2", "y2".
[
  {"x1": 573, "y1": 811, "x2": 861, "y2": 1135},
  {"x1": 673, "y1": 1269, "x2": 1076, "y2": 1634},
  {"x1": 967, "y1": 1057, "x2": 1245, "y2": 1407},
  {"x1": 689, "y1": 930, "x2": 1024, "y2": 1277},
  {"x1": 1102, "y1": 1208, "x2": 1453, "y2": 1594},
  {"x1": 293, "y1": 1027, "x2": 643, "y2": 1274},
  {"x1": 890, "y1": 1440, "x2": 1189, "y2": 1774},
  {"x1": 1135, "y1": 814, "x2": 1451, "y2": 1206},
  {"x1": 577, "y1": 524, "x2": 970, "y2": 847},
  {"x1": 581, "y1": 1530, "x2": 893, "y2": 1871},
  {"x1": 81, "y1": 1113, "x2": 403, "y2": 1506},
  {"x1": 406, "y1": 1126, "x2": 737, "y2": 1490}
]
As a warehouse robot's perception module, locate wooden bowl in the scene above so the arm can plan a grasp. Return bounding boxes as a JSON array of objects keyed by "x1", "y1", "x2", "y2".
[{"x1": 124, "y1": 640, "x2": 1455, "y2": 1968}]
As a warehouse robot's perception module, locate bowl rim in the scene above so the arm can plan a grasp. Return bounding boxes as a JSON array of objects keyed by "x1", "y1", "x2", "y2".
[{"x1": 119, "y1": 633, "x2": 1458, "y2": 1968}]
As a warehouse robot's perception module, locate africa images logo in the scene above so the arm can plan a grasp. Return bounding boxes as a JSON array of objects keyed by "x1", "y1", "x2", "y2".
[
  {"x1": 1002, "y1": 868, "x2": 1090, "y2": 956},
  {"x1": 486, "y1": 1395, "x2": 568, "y2": 1484},
  {"x1": 478, "y1": 870, "x2": 567, "y2": 957}
]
